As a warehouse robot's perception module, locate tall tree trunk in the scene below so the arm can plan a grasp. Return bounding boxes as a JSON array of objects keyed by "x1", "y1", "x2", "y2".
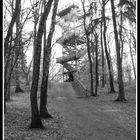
[
  {"x1": 25, "y1": 74, "x2": 30, "y2": 85},
  {"x1": 6, "y1": 51, "x2": 13, "y2": 101},
  {"x1": 119, "y1": 7, "x2": 124, "y2": 63},
  {"x1": 110, "y1": 0, "x2": 126, "y2": 101},
  {"x1": 100, "y1": 16, "x2": 105, "y2": 87},
  {"x1": 129, "y1": 30, "x2": 136, "y2": 81},
  {"x1": 4, "y1": 0, "x2": 21, "y2": 112},
  {"x1": 4, "y1": 0, "x2": 21, "y2": 56},
  {"x1": 30, "y1": 0, "x2": 53, "y2": 129},
  {"x1": 6, "y1": 70, "x2": 12, "y2": 101},
  {"x1": 104, "y1": 57, "x2": 107, "y2": 85},
  {"x1": 4, "y1": 47, "x2": 12, "y2": 101},
  {"x1": 103, "y1": 0, "x2": 116, "y2": 93},
  {"x1": 95, "y1": 34, "x2": 98, "y2": 95},
  {"x1": 40, "y1": 0, "x2": 59, "y2": 118},
  {"x1": 81, "y1": 0, "x2": 94, "y2": 96},
  {"x1": 15, "y1": 6, "x2": 24, "y2": 94}
]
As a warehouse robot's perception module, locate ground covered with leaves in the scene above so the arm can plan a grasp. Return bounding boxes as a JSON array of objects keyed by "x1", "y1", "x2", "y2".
[
  {"x1": 4, "y1": 82, "x2": 136, "y2": 140},
  {"x1": 4, "y1": 91, "x2": 66, "y2": 140},
  {"x1": 87, "y1": 83, "x2": 136, "y2": 135}
]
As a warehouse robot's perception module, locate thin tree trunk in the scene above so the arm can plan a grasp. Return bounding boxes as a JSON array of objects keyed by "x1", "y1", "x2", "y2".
[
  {"x1": 4, "y1": 49, "x2": 11, "y2": 100},
  {"x1": 4, "y1": 0, "x2": 22, "y2": 113},
  {"x1": 30, "y1": 0, "x2": 53, "y2": 129},
  {"x1": 103, "y1": 0, "x2": 115, "y2": 93},
  {"x1": 81, "y1": 0, "x2": 94, "y2": 96},
  {"x1": 25, "y1": 74, "x2": 30, "y2": 85},
  {"x1": 4, "y1": 26, "x2": 13, "y2": 108},
  {"x1": 87, "y1": 36, "x2": 94, "y2": 96},
  {"x1": 15, "y1": 7, "x2": 24, "y2": 94},
  {"x1": 5, "y1": 44, "x2": 15, "y2": 101},
  {"x1": 95, "y1": 34, "x2": 98, "y2": 95},
  {"x1": 4, "y1": 0, "x2": 21, "y2": 56},
  {"x1": 4, "y1": 0, "x2": 21, "y2": 103},
  {"x1": 6, "y1": 51, "x2": 13, "y2": 101},
  {"x1": 104, "y1": 57, "x2": 107, "y2": 84},
  {"x1": 110, "y1": 0, "x2": 126, "y2": 101},
  {"x1": 119, "y1": 7, "x2": 124, "y2": 63},
  {"x1": 100, "y1": 16, "x2": 105, "y2": 87},
  {"x1": 40, "y1": 0, "x2": 50, "y2": 118},
  {"x1": 129, "y1": 30, "x2": 136, "y2": 81},
  {"x1": 40, "y1": 0, "x2": 59, "y2": 118},
  {"x1": 6, "y1": 72, "x2": 12, "y2": 101}
]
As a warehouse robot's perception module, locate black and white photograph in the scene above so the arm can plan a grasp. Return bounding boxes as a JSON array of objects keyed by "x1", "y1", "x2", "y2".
[{"x1": 3, "y1": 0, "x2": 137, "y2": 139}]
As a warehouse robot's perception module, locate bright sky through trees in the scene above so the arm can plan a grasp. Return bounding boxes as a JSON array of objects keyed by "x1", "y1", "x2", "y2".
[{"x1": 4, "y1": 0, "x2": 135, "y2": 79}]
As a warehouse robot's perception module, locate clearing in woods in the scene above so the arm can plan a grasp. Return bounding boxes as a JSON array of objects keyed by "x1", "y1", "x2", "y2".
[{"x1": 4, "y1": 82, "x2": 136, "y2": 140}]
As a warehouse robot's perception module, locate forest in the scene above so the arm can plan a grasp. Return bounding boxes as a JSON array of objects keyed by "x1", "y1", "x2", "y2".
[{"x1": 4, "y1": 0, "x2": 136, "y2": 139}]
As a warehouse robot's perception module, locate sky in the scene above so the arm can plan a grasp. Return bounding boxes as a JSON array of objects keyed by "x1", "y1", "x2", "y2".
[
  {"x1": 25, "y1": 0, "x2": 104, "y2": 65},
  {"x1": 4, "y1": 0, "x2": 136, "y2": 79},
  {"x1": 25, "y1": 0, "x2": 83, "y2": 66},
  {"x1": 24, "y1": 0, "x2": 134, "y2": 71},
  {"x1": 24, "y1": 0, "x2": 85, "y2": 78}
]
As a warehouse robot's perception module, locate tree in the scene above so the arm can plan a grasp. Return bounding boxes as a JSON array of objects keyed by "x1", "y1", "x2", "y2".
[
  {"x1": 4, "y1": 0, "x2": 21, "y2": 113},
  {"x1": 81, "y1": 0, "x2": 94, "y2": 96},
  {"x1": 129, "y1": 30, "x2": 136, "y2": 80},
  {"x1": 14, "y1": 2, "x2": 25, "y2": 93},
  {"x1": 118, "y1": 0, "x2": 136, "y2": 81},
  {"x1": 95, "y1": 33, "x2": 99, "y2": 95},
  {"x1": 40, "y1": 0, "x2": 59, "y2": 118},
  {"x1": 4, "y1": 0, "x2": 21, "y2": 56},
  {"x1": 30, "y1": 0, "x2": 53, "y2": 128},
  {"x1": 102, "y1": 0, "x2": 116, "y2": 93},
  {"x1": 100, "y1": 11, "x2": 105, "y2": 87},
  {"x1": 21, "y1": 57, "x2": 33, "y2": 85},
  {"x1": 110, "y1": 0, "x2": 126, "y2": 101}
]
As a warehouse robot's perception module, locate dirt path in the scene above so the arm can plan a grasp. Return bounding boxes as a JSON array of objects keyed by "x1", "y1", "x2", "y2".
[{"x1": 49, "y1": 83, "x2": 136, "y2": 140}]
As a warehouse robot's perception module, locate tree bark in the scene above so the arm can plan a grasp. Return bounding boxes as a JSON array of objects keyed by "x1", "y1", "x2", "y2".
[
  {"x1": 4, "y1": 0, "x2": 21, "y2": 56},
  {"x1": 129, "y1": 30, "x2": 136, "y2": 81},
  {"x1": 40, "y1": 0, "x2": 59, "y2": 118},
  {"x1": 110, "y1": 0, "x2": 126, "y2": 101},
  {"x1": 30, "y1": 0, "x2": 53, "y2": 128},
  {"x1": 25, "y1": 74, "x2": 30, "y2": 85},
  {"x1": 103, "y1": 0, "x2": 116, "y2": 93},
  {"x1": 15, "y1": 7, "x2": 24, "y2": 94},
  {"x1": 4, "y1": 0, "x2": 21, "y2": 112},
  {"x1": 119, "y1": 7, "x2": 124, "y2": 63},
  {"x1": 81, "y1": 0, "x2": 94, "y2": 96},
  {"x1": 100, "y1": 15, "x2": 105, "y2": 87},
  {"x1": 6, "y1": 75, "x2": 11, "y2": 101},
  {"x1": 95, "y1": 34, "x2": 98, "y2": 95}
]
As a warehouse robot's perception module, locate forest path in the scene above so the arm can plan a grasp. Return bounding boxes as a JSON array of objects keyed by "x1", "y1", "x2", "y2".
[{"x1": 49, "y1": 82, "x2": 135, "y2": 140}]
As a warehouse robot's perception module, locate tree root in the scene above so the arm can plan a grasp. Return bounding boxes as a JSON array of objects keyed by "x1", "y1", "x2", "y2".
[
  {"x1": 40, "y1": 111, "x2": 53, "y2": 119},
  {"x1": 115, "y1": 97, "x2": 127, "y2": 102},
  {"x1": 29, "y1": 118, "x2": 44, "y2": 129}
]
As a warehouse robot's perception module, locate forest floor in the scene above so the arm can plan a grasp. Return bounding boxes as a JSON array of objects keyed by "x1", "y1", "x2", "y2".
[{"x1": 4, "y1": 82, "x2": 136, "y2": 140}]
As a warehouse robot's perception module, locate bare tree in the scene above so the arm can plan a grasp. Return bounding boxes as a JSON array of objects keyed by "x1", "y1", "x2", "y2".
[
  {"x1": 4, "y1": 0, "x2": 21, "y2": 113},
  {"x1": 30, "y1": 0, "x2": 53, "y2": 128},
  {"x1": 129, "y1": 30, "x2": 136, "y2": 80},
  {"x1": 100, "y1": 12, "x2": 105, "y2": 87},
  {"x1": 40, "y1": 0, "x2": 59, "y2": 118},
  {"x1": 110, "y1": 0, "x2": 126, "y2": 101},
  {"x1": 95, "y1": 33, "x2": 99, "y2": 95},
  {"x1": 4, "y1": 0, "x2": 21, "y2": 56},
  {"x1": 102, "y1": 0, "x2": 116, "y2": 93},
  {"x1": 81, "y1": 0, "x2": 94, "y2": 96}
]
